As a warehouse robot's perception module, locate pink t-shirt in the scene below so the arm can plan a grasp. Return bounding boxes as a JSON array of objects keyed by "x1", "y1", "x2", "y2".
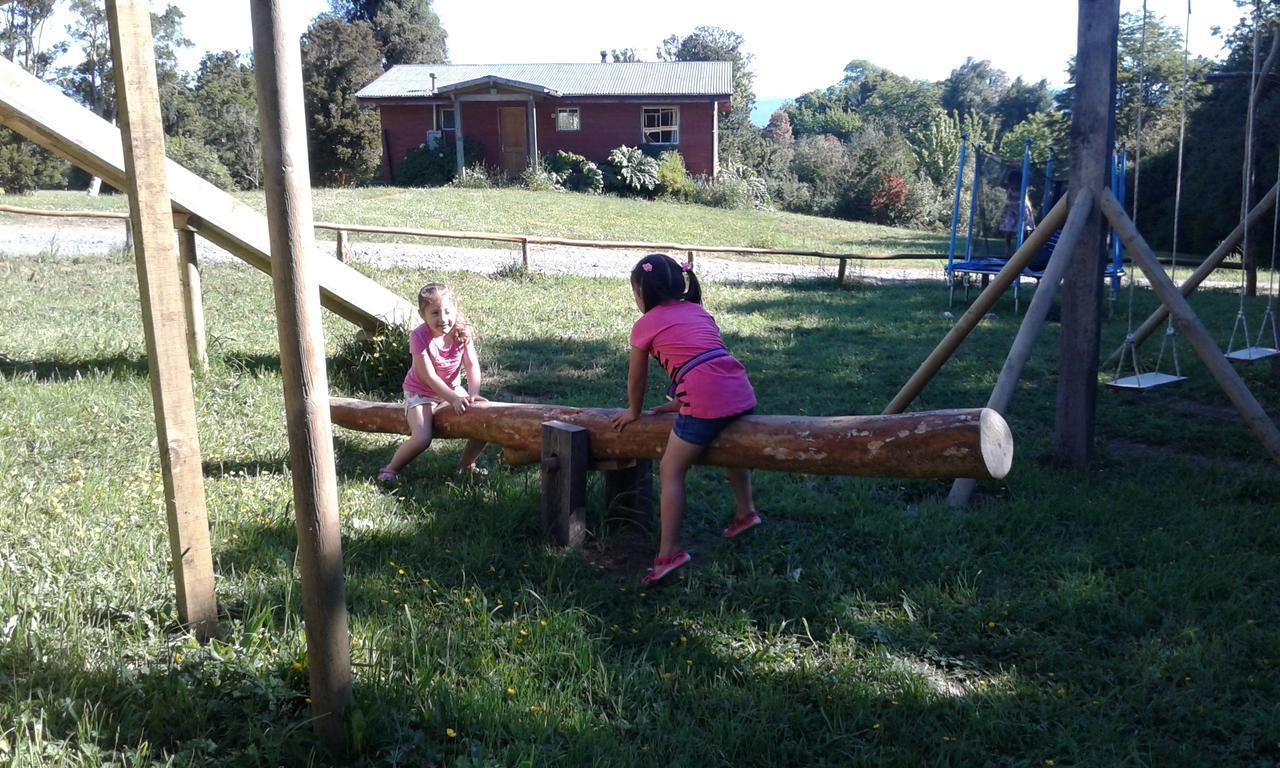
[
  {"x1": 629, "y1": 301, "x2": 756, "y2": 418},
  {"x1": 403, "y1": 324, "x2": 470, "y2": 399}
]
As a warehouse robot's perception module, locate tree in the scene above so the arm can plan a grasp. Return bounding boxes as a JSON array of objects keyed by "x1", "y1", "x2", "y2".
[
  {"x1": 301, "y1": 15, "x2": 384, "y2": 186},
  {"x1": 940, "y1": 58, "x2": 1008, "y2": 118},
  {"x1": 331, "y1": 0, "x2": 447, "y2": 68},
  {"x1": 657, "y1": 26, "x2": 755, "y2": 164},
  {"x1": 994, "y1": 77, "x2": 1053, "y2": 132},
  {"x1": 192, "y1": 51, "x2": 262, "y2": 189},
  {"x1": 2, "y1": 0, "x2": 66, "y2": 77},
  {"x1": 1, "y1": 0, "x2": 68, "y2": 193},
  {"x1": 610, "y1": 48, "x2": 640, "y2": 63}
]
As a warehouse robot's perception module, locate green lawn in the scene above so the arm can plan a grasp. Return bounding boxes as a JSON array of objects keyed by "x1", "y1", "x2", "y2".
[
  {"x1": 1, "y1": 188, "x2": 952, "y2": 258},
  {"x1": 1, "y1": 254, "x2": 1278, "y2": 766}
]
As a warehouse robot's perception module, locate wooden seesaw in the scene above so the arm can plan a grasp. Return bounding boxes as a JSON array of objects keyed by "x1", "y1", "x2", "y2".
[{"x1": 330, "y1": 398, "x2": 1014, "y2": 546}]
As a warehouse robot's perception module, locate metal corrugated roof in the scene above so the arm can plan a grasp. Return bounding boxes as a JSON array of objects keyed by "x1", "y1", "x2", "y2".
[{"x1": 356, "y1": 62, "x2": 733, "y2": 100}]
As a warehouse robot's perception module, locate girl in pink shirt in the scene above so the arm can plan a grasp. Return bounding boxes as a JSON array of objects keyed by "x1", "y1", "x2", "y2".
[
  {"x1": 377, "y1": 283, "x2": 487, "y2": 483},
  {"x1": 610, "y1": 254, "x2": 761, "y2": 585}
]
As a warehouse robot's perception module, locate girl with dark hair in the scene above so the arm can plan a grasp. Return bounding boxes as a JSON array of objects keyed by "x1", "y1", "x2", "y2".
[{"x1": 610, "y1": 254, "x2": 761, "y2": 585}]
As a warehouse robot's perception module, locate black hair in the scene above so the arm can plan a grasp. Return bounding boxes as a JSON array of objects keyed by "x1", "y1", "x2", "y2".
[{"x1": 629, "y1": 253, "x2": 701, "y2": 312}]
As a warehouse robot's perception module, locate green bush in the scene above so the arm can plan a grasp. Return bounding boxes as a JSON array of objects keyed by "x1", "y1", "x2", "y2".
[
  {"x1": 604, "y1": 145, "x2": 659, "y2": 195},
  {"x1": 452, "y1": 163, "x2": 495, "y2": 189},
  {"x1": 655, "y1": 150, "x2": 692, "y2": 199},
  {"x1": 544, "y1": 151, "x2": 603, "y2": 194},
  {"x1": 396, "y1": 136, "x2": 484, "y2": 186},
  {"x1": 520, "y1": 160, "x2": 562, "y2": 191},
  {"x1": 688, "y1": 165, "x2": 769, "y2": 211},
  {"x1": 166, "y1": 135, "x2": 235, "y2": 191},
  {"x1": 0, "y1": 129, "x2": 68, "y2": 194},
  {"x1": 329, "y1": 325, "x2": 412, "y2": 400}
]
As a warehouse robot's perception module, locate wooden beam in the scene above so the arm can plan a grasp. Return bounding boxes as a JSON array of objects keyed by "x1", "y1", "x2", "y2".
[
  {"x1": 1055, "y1": 0, "x2": 1119, "y2": 467},
  {"x1": 250, "y1": 0, "x2": 351, "y2": 753},
  {"x1": 541, "y1": 421, "x2": 587, "y2": 547},
  {"x1": 883, "y1": 195, "x2": 1070, "y2": 415},
  {"x1": 1101, "y1": 190, "x2": 1280, "y2": 464},
  {"x1": 948, "y1": 189, "x2": 1096, "y2": 508},
  {"x1": 0, "y1": 56, "x2": 414, "y2": 332},
  {"x1": 452, "y1": 94, "x2": 464, "y2": 176},
  {"x1": 105, "y1": 0, "x2": 217, "y2": 640},
  {"x1": 330, "y1": 398, "x2": 1016, "y2": 480}
]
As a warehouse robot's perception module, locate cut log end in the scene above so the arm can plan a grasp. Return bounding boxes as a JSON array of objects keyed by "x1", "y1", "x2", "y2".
[{"x1": 978, "y1": 408, "x2": 1014, "y2": 480}]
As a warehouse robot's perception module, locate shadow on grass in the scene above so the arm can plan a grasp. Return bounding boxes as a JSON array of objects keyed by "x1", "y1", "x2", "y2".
[{"x1": 0, "y1": 353, "x2": 149, "y2": 382}]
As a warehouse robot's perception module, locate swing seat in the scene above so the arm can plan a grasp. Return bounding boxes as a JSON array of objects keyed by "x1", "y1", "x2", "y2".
[
  {"x1": 1224, "y1": 346, "x2": 1280, "y2": 363},
  {"x1": 1106, "y1": 372, "x2": 1188, "y2": 391}
]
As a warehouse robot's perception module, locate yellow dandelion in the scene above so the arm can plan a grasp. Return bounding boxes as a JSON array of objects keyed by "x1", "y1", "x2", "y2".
[
  {"x1": 661, "y1": 672, "x2": 673, "y2": 681},
  {"x1": 873, "y1": 723, "x2": 880, "y2": 730},
  {"x1": 519, "y1": 629, "x2": 529, "y2": 637},
  {"x1": 686, "y1": 659, "x2": 693, "y2": 667},
  {"x1": 539, "y1": 619, "x2": 547, "y2": 627},
  {"x1": 463, "y1": 597, "x2": 471, "y2": 605},
  {"x1": 680, "y1": 636, "x2": 687, "y2": 645},
  {"x1": 291, "y1": 661, "x2": 303, "y2": 671},
  {"x1": 174, "y1": 654, "x2": 182, "y2": 665},
  {"x1": 397, "y1": 568, "x2": 406, "y2": 576},
  {"x1": 506, "y1": 687, "x2": 516, "y2": 697},
  {"x1": 528, "y1": 706, "x2": 542, "y2": 714},
  {"x1": 446, "y1": 728, "x2": 456, "y2": 738}
]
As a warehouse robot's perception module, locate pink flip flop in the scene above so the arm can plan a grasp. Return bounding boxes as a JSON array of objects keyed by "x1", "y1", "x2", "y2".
[
  {"x1": 641, "y1": 551, "x2": 690, "y2": 586},
  {"x1": 376, "y1": 466, "x2": 399, "y2": 484},
  {"x1": 722, "y1": 512, "x2": 762, "y2": 539}
]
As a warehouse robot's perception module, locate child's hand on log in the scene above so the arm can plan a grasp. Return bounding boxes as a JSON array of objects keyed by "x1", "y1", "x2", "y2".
[{"x1": 610, "y1": 408, "x2": 640, "y2": 431}]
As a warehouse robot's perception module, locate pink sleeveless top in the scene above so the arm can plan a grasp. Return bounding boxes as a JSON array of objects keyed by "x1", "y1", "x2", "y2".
[
  {"x1": 629, "y1": 301, "x2": 756, "y2": 419},
  {"x1": 403, "y1": 324, "x2": 468, "y2": 399}
]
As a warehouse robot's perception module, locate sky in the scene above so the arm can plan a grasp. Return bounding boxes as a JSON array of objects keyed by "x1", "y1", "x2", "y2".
[{"x1": 166, "y1": 0, "x2": 1246, "y2": 102}]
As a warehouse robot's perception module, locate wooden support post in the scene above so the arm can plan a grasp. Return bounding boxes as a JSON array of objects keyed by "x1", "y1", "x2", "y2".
[
  {"x1": 837, "y1": 257, "x2": 848, "y2": 288},
  {"x1": 948, "y1": 190, "x2": 1096, "y2": 508},
  {"x1": 686, "y1": 249, "x2": 695, "y2": 269},
  {"x1": 105, "y1": 0, "x2": 217, "y2": 640},
  {"x1": 602, "y1": 459, "x2": 653, "y2": 533},
  {"x1": 250, "y1": 0, "x2": 351, "y2": 754},
  {"x1": 452, "y1": 95, "x2": 464, "y2": 177},
  {"x1": 1101, "y1": 191, "x2": 1280, "y2": 465},
  {"x1": 541, "y1": 421, "x2": 587, "y2": 547},
  {"x1": 176, "y1": 226, "x2": 207, "y2": 373},
  {"x1": 1054, "y1": 0, "x2": 1118, "y2": 468},
  {"x1": 884, "y1": 195, "x2": 1070, "y2": 415},
  {"x1": 123, "y1": 219, "x2": 133, "y2": 254},
  {"x1": 335, "y1": 229, "x2": 349, "y2": 263},
  {"x1": 521, "y1": 237, "x2": 529, "y2": 269}
]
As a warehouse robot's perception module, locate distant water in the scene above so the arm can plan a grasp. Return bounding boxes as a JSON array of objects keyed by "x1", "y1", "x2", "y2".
[{"x1": 750, "y1": 97, "x2": 789, "y2": 126}]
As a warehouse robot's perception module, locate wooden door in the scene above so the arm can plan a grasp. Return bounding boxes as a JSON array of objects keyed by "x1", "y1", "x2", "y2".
[{"x1": 498, "y1": 106, "x2": 528, "y2": 176}]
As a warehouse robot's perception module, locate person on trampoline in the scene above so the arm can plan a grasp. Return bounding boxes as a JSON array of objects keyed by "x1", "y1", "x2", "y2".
[{"x1": 998, "y1": 171, "x2": 1035, "y2": 257}]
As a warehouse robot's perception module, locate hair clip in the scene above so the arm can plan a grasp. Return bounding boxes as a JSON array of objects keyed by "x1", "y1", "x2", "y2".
[
  {"x1": 641, "y1": 263, "x2": 653, "y2": 272},
  {"x1": 681, "y1": 262, "x2": 692, "y2": 272}
]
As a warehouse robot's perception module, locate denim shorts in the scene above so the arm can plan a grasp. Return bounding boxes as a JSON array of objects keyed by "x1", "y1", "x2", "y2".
[{"x1": 672, "y1": 408, "x2": 753, "y2": 447}]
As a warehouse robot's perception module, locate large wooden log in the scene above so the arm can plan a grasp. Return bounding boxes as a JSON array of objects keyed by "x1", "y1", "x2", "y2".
[{"x1": 330, "y1": 398, "x2": 1014, "y2": 480}]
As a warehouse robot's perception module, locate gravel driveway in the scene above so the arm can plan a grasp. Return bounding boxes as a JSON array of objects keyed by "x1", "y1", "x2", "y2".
[{"x1": 0, "y1": 219, "x2": 942, "y2": 284}]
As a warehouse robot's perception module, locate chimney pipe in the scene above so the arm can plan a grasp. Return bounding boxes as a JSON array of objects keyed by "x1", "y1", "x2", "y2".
[
  {"x1": 429, "y1": 72, "x2": 437, "y2": 92},
  {"x1": 600, "y1": 50, "x2": 607, "y2": 64}
]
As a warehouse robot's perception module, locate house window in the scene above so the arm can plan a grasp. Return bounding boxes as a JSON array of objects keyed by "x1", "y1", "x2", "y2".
[
  {"x1": 642, "y1": 106, "x2": 679, "y2": 145},
  {"x1": 439, "y1": 107, "x2": 456, "y2": 131},
  {"x1": 555, "y1": 108, "x2": 580, "y2": 132}
]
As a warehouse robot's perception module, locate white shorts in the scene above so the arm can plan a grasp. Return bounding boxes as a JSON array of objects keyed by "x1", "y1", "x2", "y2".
[{"x1": 403, "y1": 390, "x2": 462, "y2": 415}]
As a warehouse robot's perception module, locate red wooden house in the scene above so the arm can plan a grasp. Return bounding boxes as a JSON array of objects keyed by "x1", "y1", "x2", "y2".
[{"x1": 356, "y1": 61, "x2": 732, "y2": 182}]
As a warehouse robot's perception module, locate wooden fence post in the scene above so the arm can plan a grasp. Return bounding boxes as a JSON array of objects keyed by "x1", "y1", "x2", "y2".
[
  {"x1": 521, "y1": 237, "x2": 529, "y2": 270},
  {"x1": 335, "y1": 229, "x2": 349, "y2": 262},
  {"x1": 105, "y1": 0, "x2": 217, "y2": 640},
  {"x1": 541, "y1": 421, "x2": 587, "y2": 547},
  {"x1": 250, "y1": 0, "x2": 352, "y2": 754}
]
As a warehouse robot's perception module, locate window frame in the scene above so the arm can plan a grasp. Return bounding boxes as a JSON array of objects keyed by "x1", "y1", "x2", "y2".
[
  {"x1": 438, "y1": 106, "x2": 456, "y2": 131},
  {"x1": 554, "y1": 107, "x2": 581, "y2": 132},
  {"x1": 641, "y1": 106, "x2": 680, "y2": 145}
]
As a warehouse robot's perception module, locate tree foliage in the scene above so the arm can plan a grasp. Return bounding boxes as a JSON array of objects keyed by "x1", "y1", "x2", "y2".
[
  {"x1": 657, "y1": 26, "x2": 755, "y2": 163},
  {"x1": 940, "y1": 58, "x2": 1009, "y2": 118},
  {"x1": 330, "y1": 0, "x2": 447, "y2": 68},
  {"x1": 301, "y1": 15, "x2": 384, "y2": 186},
  {"x1": 0, "y1": 0, "x2": 67, "y2": 193},
  {"x1": 191, "y1": 52, "x2": 262, "y2": 189}
]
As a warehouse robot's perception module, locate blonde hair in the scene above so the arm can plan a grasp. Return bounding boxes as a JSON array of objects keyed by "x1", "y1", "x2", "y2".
[{"x1": 417, "y1": 283, "x2": 475, "y2": 345}]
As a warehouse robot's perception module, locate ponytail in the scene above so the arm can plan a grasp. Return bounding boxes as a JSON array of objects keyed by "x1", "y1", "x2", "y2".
[{"x1": 630, "y1": 253, "x2": 702, "y2": 311}]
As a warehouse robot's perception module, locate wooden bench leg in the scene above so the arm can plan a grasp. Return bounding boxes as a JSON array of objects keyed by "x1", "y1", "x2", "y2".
[
  {"x1": 603, "y1": 459, "x2": 653, "y2": 533},
  {"x1": 540, "y1": 421, "x2": 587, "y2": 547}
]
